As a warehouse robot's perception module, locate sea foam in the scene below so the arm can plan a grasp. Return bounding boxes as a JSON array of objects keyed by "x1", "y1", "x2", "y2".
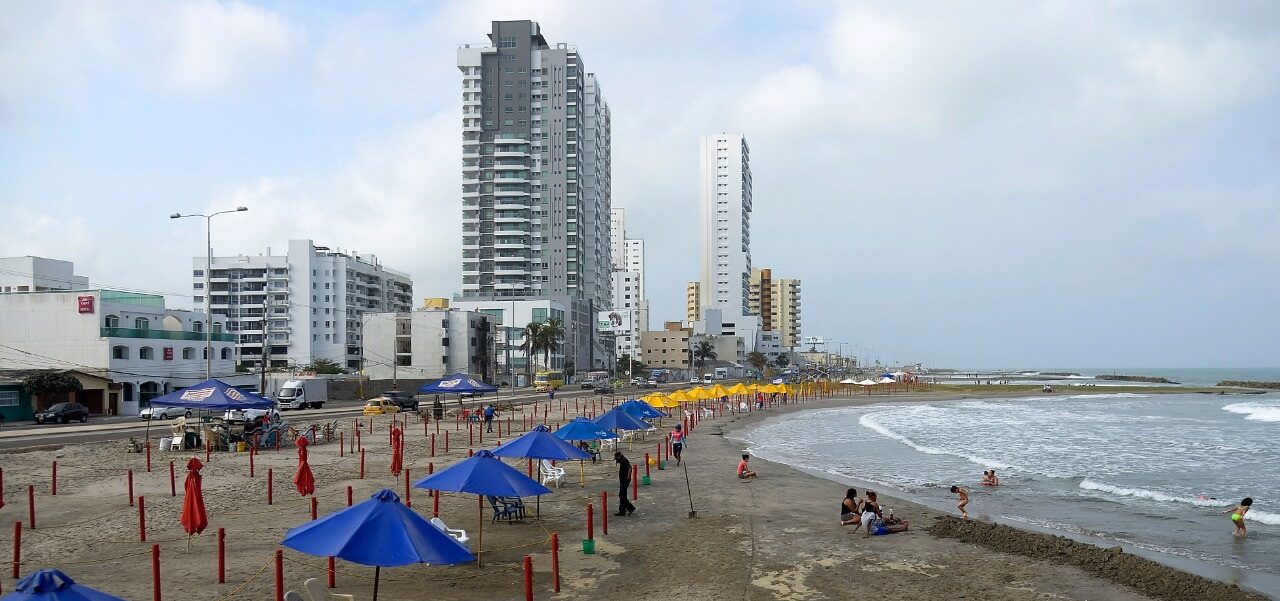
[
  {"x1": 858, "y1": 412, "x2": 1015, "y2": 471},
  {"x1": 1222, "y1": 402, "x2": 1280, "y2": 423}
]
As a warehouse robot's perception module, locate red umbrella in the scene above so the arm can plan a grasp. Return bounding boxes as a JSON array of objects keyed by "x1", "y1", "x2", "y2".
[
  {"x1": 180, "y1": 457, "x2": 208, "y2": 548},
  {"x1": 389, "y1": 427, "x2": 404, "y2": 477},
  {"x1": 293, "y1": 435, "x2": 315, "y2": 496}
]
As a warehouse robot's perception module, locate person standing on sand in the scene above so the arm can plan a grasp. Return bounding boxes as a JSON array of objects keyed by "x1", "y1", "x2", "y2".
[
  {"x1": 1223, "y1": 497, "x2": 1252, "y2": 537},
  {"x1": 951, "y1": 485, "x2": 969, "y2": 518},
  {"x1": 615, "y1": 452, "x2": 636, "y2": 516},
  {"x1": 671, "y1": 423, "x2": 686, "y2": 466}
]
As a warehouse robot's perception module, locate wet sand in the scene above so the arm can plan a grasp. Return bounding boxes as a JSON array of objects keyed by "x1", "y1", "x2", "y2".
[{"x1": 0, "y1": 392, "x2": 1270, "y2": 600}]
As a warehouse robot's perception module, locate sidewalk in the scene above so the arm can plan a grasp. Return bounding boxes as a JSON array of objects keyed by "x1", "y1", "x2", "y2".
[{"x1": 0, "y1": 404, "x2": 362, "y2": 440}]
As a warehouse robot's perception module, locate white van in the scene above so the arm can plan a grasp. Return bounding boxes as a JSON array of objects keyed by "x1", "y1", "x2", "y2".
[{"x1": 702, "y1": 374, "x2": 714, "y2": 384}]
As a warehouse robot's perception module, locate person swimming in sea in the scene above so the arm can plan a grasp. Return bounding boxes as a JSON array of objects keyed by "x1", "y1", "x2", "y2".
[{"x1": 1223, "y1": 497, "x2": 1252, "y2": 537}]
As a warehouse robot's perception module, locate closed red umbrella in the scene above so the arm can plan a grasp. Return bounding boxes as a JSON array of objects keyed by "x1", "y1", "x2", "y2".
[
  {"x1": 389, "y1": 427, "x2": 404, "y2": 477},
  {"x1": 293, "y1": 435, "x2": 315, "y2": 496},
  {"x1": 180, "y1": 457, "x2": 208, "y2": 540}
]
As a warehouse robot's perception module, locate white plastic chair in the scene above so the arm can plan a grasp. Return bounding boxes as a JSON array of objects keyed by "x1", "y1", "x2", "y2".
[
  {"x1": 304, "y1": 577, "x2": 354, "y2": 601},
  {"x1": 431, "y1": 517, "x2": 469, "y2": 543},
  {"x1": 284, "y1": 591, "x2": 308, "y2": 601},
  {"x1": 540, "y1": 459, "x2": 565, "y2": 488},
  {"x1": 702, "y1": 407, "x2": 714, "y2": 418}
]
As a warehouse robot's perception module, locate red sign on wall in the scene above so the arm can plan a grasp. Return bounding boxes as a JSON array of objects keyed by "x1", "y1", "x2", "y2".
[
  {"x1": 163, "y1": 347, "x2": 174, "y2": 361},
  {"x1": 77, "y1": 295, "x2": 95, "y2": 314}
]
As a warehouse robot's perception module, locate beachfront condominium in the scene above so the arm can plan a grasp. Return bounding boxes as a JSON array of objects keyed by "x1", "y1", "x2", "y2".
[
  {"x1": 608, "y1": 208, "x2": 648, "y2": 360},
  {"x1": 195, "y1": 240, "x2": 413, "y2": 371},
  {"x1": 457, "y1": 20, "x2": 614, "y2": 375},
  {"x1": 749, "y1": 268, "x2": 802, "y2": 350},
  {"x1": 697, "y1": 134, "x2": 760, "y2": 344}
]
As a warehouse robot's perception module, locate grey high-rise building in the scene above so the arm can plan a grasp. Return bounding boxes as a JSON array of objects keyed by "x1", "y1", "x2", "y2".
[{"x1": 456, "y1": 21, "x2": 613, "y2": 373}]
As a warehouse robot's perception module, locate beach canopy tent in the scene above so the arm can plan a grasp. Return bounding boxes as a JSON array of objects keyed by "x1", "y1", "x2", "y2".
[
  {"x1": 877, "y1": 377, "x2": 895, "y2": 384},
  {"x1": 619, "y1": 399, "x2": 666, "y2": 420},
  {"x1": 413, "y1": 450, "x2": 552, "y2": 566},
  {"x1": 879, "y1": 373, "x2": 895, "y2": 380},
  {"x1": 593, "y1": 407, "x2": 651, "y2": 433},
  {"x1": 553, "y1": 417, "x2": 618, "y2": 442},
  {"x1": 283, "y1": 489, "x2": 472, "y2": 600},
  {"x1": 492, "y1": 425, "x2": 592, "y2": 462},
  {"x1": 1, "y1": 569, "x2": 127, "y2": 601},
  {"x1": 147, "y1": 378, "x2": 273, "y2": 410},
  {"x1": 418, "y1": 373, "x2": 497, "y2": 395}
]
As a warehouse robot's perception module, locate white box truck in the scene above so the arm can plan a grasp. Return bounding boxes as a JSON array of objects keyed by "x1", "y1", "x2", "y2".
[{"x1": 276, "y1": 380, "x2": 328, "y2": 410}]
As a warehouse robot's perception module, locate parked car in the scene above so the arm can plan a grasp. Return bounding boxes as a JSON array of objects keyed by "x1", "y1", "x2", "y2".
[
  {"x1": 34, "y1": 402, "x2": 89, "y2": 424},
  {"x1": 689, "y1": 376, "x2": 700, "y2": 384},
  {"x1": 139, "y1": 406, "x2": 192, "y2": 420},
  {"x1": 224, "y1": 406, "x2": 282, "y2": 425},
  {"x1": 580, "y1": 380, "x2": 597, "y2": 389},
  {"x1": 593, "y1": 383, "x2": 614, "y2": 395},
  {"x1": 362, "y1": 399, "x2": 401, "y2": 416},
  {"x1": 377, "y1": 391, "x2": 418, "y2": 411},
  {"x1": 642, "y1": 379, "x2": 658, "y2": 389}
]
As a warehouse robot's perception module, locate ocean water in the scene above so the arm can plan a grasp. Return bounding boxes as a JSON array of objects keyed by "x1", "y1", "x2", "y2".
[
  {"x1": 934, "y1": 367, "x2": 1280, "y2": 388},
  {"x1": 736, "y1": 393, "x2": 1280, "y2": 597}
]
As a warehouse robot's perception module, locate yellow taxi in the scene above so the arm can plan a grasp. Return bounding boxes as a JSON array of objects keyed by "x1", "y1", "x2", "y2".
[{"x1": 362, "y1": 398, "x2": 401, "y2": 416}]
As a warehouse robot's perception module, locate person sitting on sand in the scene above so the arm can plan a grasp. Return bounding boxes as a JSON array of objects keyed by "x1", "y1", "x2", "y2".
[
  {"x1": 1223, "y1": 497, "x2": 1252, "y2": 537},
  {"x1": 840, "y1": 488, "x2": 862, "y2": 527},
  {"x1": 951, "y1": 485, "x2": 969, "y2": 519},
  {"x1": 737, "y1": 454, "x2": 757, "y2": 479},
  {"x1": 860, "y1": 491, "x2": 882, "y2": 537}
]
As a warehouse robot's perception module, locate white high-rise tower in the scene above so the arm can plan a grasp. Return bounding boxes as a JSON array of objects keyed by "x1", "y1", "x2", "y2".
[{"x1": 697, "y1": 134, "x2": 759, "y2": 343}]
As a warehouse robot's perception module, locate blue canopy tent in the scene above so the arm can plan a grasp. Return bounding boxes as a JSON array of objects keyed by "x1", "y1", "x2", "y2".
[
  {"x1": 283, "y1": 489, "x2": 473, "y2": 600},
  {"x1": 418, "y1": 374, "x2": 498, "y2": 415},
  {"x1": 1, "y1": 569, "x2": 126, "y2": 601},
  {"x1": 492, "y1": 424, "x2": 592, "y2": 496},
  {"x1": 618, "y1": 399, "x2": 666, "y2": 420},
  {"x1": 413, "y1": 450, "x2": 551, "y2": 566},
  {"x1": 142, "y1": 378, "x2": 274, "y2": 444},
  {"x1": 552, "y1": 417, "x2": 618, "y2": 442}
]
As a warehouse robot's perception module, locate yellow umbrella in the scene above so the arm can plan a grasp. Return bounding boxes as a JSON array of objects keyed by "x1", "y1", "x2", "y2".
[
  {"x1": 643, "y1": 392, "x2": 673, "y2": 408},
  {"x1": 687, "y1": 387, "x2": 710, "y2": 401},
  {"x1": 709, "y1": 384, "x2": 730, "y2": 397},
  {"x1": 746, "y1": 383, "x2": 761, "y2": 392},
  {"x1": 760, "y1": 384, "x2": 779, "y2": 394},
  {"x1": 667, "y1": 390, "x2": 691, "y2": 405},
  {"x1": 727, "y1": 383, "x2": 750, "y2": 395},
  {"x1": 777, "y1": 384, "x2": 792, "y2": 395}
]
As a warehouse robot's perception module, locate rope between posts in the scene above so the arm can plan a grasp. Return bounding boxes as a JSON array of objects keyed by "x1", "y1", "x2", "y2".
[
  {"x1": 211, "y1": 554, "x2": 274, "y2": 601},
  {"x1": 12, "y1": 548, "x2": 152, "y2": 568},
  {"x1": 279, "y1": 555, "x2": 521, "y2": 583}
]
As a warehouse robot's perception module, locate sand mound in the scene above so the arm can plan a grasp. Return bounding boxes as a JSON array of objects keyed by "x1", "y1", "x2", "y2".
[{"x1": 926, "y1": 517, "x2": 1268, "y2": 601}]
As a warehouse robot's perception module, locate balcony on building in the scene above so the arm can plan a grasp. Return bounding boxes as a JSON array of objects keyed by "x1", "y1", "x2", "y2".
[{"x1": 102, "y1": 327, "x2": 236, "y2": 343}]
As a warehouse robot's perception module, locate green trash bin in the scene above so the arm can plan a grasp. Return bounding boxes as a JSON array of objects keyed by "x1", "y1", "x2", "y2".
[
  {"x1": 582, "y1": 539, "x2": 596, "y2": 554},
  {"x1": 642, "y1": 475, "x2": 651, "y2": 486},
  {"x1": 658, "y1": 461, "x2": 666, "y2": 470}
]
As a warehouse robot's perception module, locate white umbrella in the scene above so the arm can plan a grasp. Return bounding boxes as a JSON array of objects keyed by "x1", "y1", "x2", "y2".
[
  {"x1": 839, "y1": 378, "x2": 857, "y2": 384},
  {"x1": 877, "y1": 377, "x2": 895, "y2": 384},
  {"x1": 858, "y1": 379, "x2": 877, "y2": 386}
]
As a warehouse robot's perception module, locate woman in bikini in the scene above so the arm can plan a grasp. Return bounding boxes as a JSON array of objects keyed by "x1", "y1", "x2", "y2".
[
  {"x1": 1223, "y1": 497, "x2": 1252, "y2": 537},
  {"x1": 840, "y1": 488, "x2": 862, "y2": 528}
]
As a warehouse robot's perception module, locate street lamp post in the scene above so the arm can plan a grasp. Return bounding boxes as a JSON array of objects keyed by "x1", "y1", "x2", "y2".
[{"x1": 171, "y1": 207, "x2": 249, "y2": 379}]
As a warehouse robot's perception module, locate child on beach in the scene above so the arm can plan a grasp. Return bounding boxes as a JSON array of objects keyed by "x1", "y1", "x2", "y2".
[
  {"x1": 1223, "y1": 498, "x2": 1253, "y2": 537},
  {"x1": 951, "y1": 485, "x2": 969, "y2": 518},
  {"x1": 737, "y1": 454, "x2": 757, "y2": 479}
]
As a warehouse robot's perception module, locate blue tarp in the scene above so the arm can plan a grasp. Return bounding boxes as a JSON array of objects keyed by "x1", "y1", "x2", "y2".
[
  {"x1": 147, "y1": 379, "x2": 273, "y2": 410},
  {"x1": 418, "y1": 373, "x2": 497, "y2": 395}
]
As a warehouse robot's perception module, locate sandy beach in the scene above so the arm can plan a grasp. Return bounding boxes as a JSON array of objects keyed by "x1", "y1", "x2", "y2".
[{"x1": 0, "y1": 391, "x2": 1270, "y2": 600}]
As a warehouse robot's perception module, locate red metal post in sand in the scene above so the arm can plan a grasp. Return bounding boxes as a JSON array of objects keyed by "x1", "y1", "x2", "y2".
[
  {"x1": 586, "y1": 503, "x2": 594, "y2": 540},
  {"x1": 26, "y1": 486, "x2": 34, "y2": 529},
  {"x1": 151, "y1": 544, "x2": 161, "y2": 601},
  {"x1": 433, "y1": 488, "x2": 439, "y2": 517},
  {"x1": 359, "y1": 449, "x2": 366, "y2": 479},
  {"x1": 339, "y1": 431, "x2": 344, "y2": 457},
  {"x1": 146, "y1": 441, "x2": 152, "y2": 472},
  {"x1": 274, "y1": 549, "x2": 283, "y2": 601},
  {"x1": 249, "y1": 446, "x2": 255, "y2": 478},
  {"x1": 346, "y1": 486, "x2": 353, "y2": 507},
  {"x1": 12, "y1": 521, "x2": 21, "y2": 579},
  {"x1": 645, "y1": 453, "x2": 651, "y2": 478},
  {"x1": 550, "y1": 532, "x2": 560, "y2": 592},
  {"x1": 404, "y1": 468, "x2": 411, "y2": 508},
  {"x1": 138, "y1": 496, "x2": 146, "y2": 542},
  {"x1": 50, "y1": 462, "x2": 56, "y2": 496},
  {"x1": 632, "y1": 466, "x2": 639, "y2": 501},
  {"x1": 128, "y1": 470, "x2": 135, "y2": 506},
  {"x1": 601, "y1": 491, "x2": 608, "y2": 535},
  {"x1": 431, "y1": 433, "x2": 436, "y2": 457},
  {"x1": 169, "y1": 461, "x2": 176, "y2": 496},
  {"x1": 311, "y1": 497, "x2": 318, "y2": 520},
  {"x1": 523, "y1": 555, "x2": 533, "y2": 601},
  {"x1": 267, "y1": 469, "x2": 273, "y2": 505},
  {"x1": 445, "y1": 431, "x2": 450, "y2": 453},
  {"x1": 217, "y1": 527, "x2": 226, "y2": 583},
  {"x1": 327, "y1": 556, "x2": 336, "y2": 588}
]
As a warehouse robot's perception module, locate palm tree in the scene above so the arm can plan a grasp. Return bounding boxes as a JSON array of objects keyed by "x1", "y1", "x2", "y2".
[
  {"x1": 746, "y1": 351, "x2": 768, "y2": 377},
  {"x1": 692, "y1": 340, "x2": 717, "y2": 376},
  {"x1": 520, "y1": 322, "x2": 544, "y2": 384},
  {"x1": 540, "y1": 317, "x2": 564, "y2": 370}
]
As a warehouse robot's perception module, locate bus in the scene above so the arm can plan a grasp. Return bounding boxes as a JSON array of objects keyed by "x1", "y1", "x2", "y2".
[{"x1": 534, "y1": 370, "x2": 565, "y2": 392}]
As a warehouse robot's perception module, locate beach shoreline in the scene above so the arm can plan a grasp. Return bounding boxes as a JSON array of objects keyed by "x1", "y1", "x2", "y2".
[{"x1": 0, "y1": 389, "x2": 1271, "y2": 600}]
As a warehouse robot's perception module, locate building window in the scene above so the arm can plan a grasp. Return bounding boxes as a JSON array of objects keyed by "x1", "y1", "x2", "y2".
[
  {"x1": 182, "y1": 347, "x2": 194, "y2": 360},
  {"x1": 112, "y1": 345, "x2": 129, "y2": 360},
  {"x1": 441, "y1": 338, "x2": 450, "y2": 347},
  {"x1": 0, "y1": 391, "x2": 17, "y2": 407},
  {"x1": 135, "y1": 317, "x2": 150, "y2": 330},
  {"x1": 192, "y1": 321, "x2": 203, "y2": 333},
  {"x1": 104, "y1": 315, "x2": 120, "y2": 328},
  {"x1": 221, "y1": 348, "x2": 231, "y2": 360},
  {"x1": 139, "y1": 347, "x2": 154, "y2": 360}
]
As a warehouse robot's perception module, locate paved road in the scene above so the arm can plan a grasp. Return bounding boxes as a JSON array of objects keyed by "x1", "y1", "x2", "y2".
[{"x1": 0, "y1": 383, "x2": 686, "y2": 450}]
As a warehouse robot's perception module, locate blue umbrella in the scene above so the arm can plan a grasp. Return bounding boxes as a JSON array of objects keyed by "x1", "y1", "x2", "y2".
[
  {"x1": 1, "y1": 569, "x2": 126, "y2": 601},
  {"x1": 593, "y1": 407, "x2": 652, "y2": 433},
  {"x1": 619, "y1": 399, "x2": 666, "y2": 420},
  {"x1": 282, "y1": 489, "x2": 472, "y2": 600},
  {"x1": 413, "y1": 450, "x2": 552, "y2": 566},
  {"x1": 492, "y1": 425, "x2": 591, "y2": 461},
  {"x1": 553, "y1": 417, "x2": 618, "y2": 442}
]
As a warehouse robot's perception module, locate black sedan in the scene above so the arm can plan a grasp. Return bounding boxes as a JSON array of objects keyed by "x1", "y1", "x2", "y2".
[
  {"x1": 34, "y1": 402, "x2": 90, "y2": 424},
  {"x1": 593, "y1": 383, "x2": 614, "y2": 395}
]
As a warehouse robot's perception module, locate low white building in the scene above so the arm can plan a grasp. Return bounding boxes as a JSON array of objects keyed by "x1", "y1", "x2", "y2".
[
  {"x1": 451, "y1": 298, "x2": 568, "y2": 385},
  {"x1": 0, "y1": 256, "x2": 89, "y2": 293},
  {"x1": 0, "y1": 289, "x2": 239, "y2": 415},
  {"x1": 196, "y1": 240, "x2": 413, "y2": 372},
  {"x1": 361, "y1": 309, "x2": 495, "y2": 382}
]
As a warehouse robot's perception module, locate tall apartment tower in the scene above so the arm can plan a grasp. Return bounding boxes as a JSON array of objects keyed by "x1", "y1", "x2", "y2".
[
  {"x1": 608, "y1": 208, "x2": 648, "y2": 359},
  {"x1": 697, "y1": 134, "x2": 759, "y2": 342},
  {"x1": 457, "y1": 21, "x2": 613, "y2": 373},
  {"x1": 750, "y1": 268, "x2": 802, "y2": 350}
]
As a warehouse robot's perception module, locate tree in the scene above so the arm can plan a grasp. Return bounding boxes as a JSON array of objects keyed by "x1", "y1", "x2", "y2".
[
  {"x1": 746, "y1": 351, "x2": 768, "y2": 376},
  {"x1": 309, "y1": 358, "x2": 344, "y2": 374},
  {"x1": 774, "y1": 354, "x2": 791, "y2": 369},
  {"x1": 540, "y1": 317, "x2": 564, "y2": 372},
  {"x1": 23, "y1": 372, "x2": 83, "y2": 406},
  {"x1": 520, "y1": 322, "x2": 543, "y2": 384},
  {"x1": 692, "y1": 340, "x2": 717, "y2": 375},
  {"x1": 617, "y1": 354, "x2": 645, "y2": 378}
]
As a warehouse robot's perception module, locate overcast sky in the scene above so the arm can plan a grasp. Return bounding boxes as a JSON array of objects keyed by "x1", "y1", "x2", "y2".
[{"x1": 2, "y1": 1, "x2": 1277, "y2": 369}]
